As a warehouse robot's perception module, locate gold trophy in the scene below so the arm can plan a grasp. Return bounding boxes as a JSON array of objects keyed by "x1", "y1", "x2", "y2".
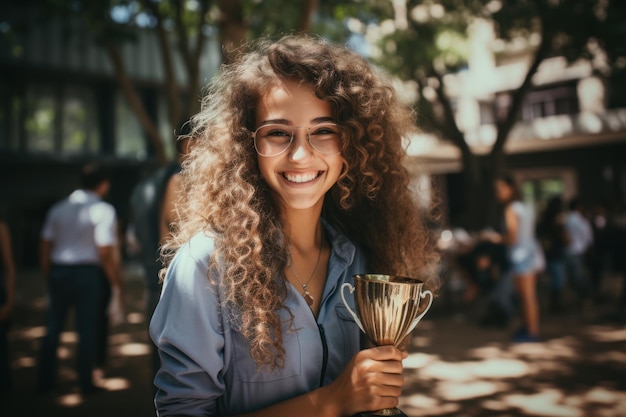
[{"x1": 341, "y1": 274, "x2": 434, "y2": 417}]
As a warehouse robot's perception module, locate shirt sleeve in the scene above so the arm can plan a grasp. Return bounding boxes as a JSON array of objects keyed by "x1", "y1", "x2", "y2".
[
  {"x1": 149, "y1": 239, "x2": 227, "y2": 416},
  {"x1": 91, "y1": 202, "x2": 118, "y2": 247}
]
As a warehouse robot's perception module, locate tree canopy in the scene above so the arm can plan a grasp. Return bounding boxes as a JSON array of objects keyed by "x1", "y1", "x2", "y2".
[{"x1": 2, "y1": 0, "x2": 625, "y2": 225}]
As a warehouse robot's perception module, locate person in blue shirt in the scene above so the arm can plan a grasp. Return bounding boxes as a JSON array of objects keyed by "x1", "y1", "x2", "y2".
[{"x1": 150, "y1": 34, "x2": 438, "y2": 417}]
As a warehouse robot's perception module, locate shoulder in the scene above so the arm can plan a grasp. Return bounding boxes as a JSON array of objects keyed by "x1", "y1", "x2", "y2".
[
  {"x1": 183, "y1": 231, "x2": 217, "y2": 261},
  {"x1": 164, "y1": 232, "x2": 217, "y2": 287},
  {"x1": 90, "y1": 200, "x2": 117, "y2": 221},
  {"x1": 511, "y1": 201, "x2": 524, "y2": 211},
  {"x1": 510, "y1": 201, "x2": 529, "y2": 217},
  {"x1": 156, "y1": 233, "x2": 223, "y2": 327},
  {"x1": 44, "y1": 198, "x2": 68, "y2": 220}
]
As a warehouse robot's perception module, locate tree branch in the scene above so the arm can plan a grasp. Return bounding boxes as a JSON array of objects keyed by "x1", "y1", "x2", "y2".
[
  {"x1": 218, "y1": 0, "x2": 246, "y2": 63},
  {"x1": 141, "y1": 0, "x2": 182, "y2": 131},
  {"x1": 173, "y1": 0, "x2": 193, "y2": 69},
  {"x1": 105, "y1": 41, "x2": 167, "y2": 165},
  {"x1": 184, "y1": 0, "x2": 212, "y2": 122},
  {"x1": 492, "y1": 25, "x2": 552, "y2": 155},
  {"x1": 428, "y1": 66, "x2": 473, "y2": 157}
]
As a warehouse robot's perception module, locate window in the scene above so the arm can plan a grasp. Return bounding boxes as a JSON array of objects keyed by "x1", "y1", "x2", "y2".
[
  {"x1": 522, "y1": 177, "x2": 566, "y2": 216},
  {"x1": 62, "y1": 87, "x2": 100, "y2": 154},
  {"x1": 522, "y1": 83, "x2": 579, "y2": 121},
  {"x1": 493, "y1": 82, "x2": 579, "y2": 124},
  {"x1": 25, "y1": 85, "x2": 57, "y2": 153},
  {"x1": 114, "y1": 93, "x2": 146, "y2": 159},
  {"x1": 16, "y1": 83, "x2": 103, "y2": 155},
  {"x1": 0, "y1": 82, "x2": 19, "y2": 151}
]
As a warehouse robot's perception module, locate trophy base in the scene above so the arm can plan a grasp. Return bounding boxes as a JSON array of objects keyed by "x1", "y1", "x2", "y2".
[{"x1": 353, "y1": 408, "x2": 408, "y2": 417}]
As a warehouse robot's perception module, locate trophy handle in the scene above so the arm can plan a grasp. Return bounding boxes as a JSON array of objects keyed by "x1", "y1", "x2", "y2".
[
  {"x1": 407, "y1": 289, "x2": 434, "y2": 334},
  {"x1": 340, "y1": 283, "x2": 366, "y2": 333}
]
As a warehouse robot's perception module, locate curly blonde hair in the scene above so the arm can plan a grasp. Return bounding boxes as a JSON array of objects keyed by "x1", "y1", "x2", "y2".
[{"x1": 162, "y1": 34, "x2": 438, "y2": 369}]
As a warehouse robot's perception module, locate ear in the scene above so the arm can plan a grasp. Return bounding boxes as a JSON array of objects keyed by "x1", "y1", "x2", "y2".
[{"x1": 96, "y1": 179, "x2": 111, "y2": 197}]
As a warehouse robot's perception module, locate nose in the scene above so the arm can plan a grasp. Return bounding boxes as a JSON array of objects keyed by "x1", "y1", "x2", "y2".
[{"x1": 288, "y1": 128, "x2": 314, "y2": 161}]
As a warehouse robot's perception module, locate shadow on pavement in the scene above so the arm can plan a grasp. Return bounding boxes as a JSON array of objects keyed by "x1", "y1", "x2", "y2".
[{"x1": 3, "y1": 265, "x2": 626, "y2": 416}]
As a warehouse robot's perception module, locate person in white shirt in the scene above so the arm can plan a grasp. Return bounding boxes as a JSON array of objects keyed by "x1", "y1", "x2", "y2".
[
  {"x1": 37, "y1": 163, "x2": 122, "y2": 396},
  {"x1": 564, "y1": 198, "x2": 593, "y2": 302}
]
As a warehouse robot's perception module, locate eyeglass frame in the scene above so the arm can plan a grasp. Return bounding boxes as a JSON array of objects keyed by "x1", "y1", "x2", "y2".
[{"x1": 250, "y1": 123, "x2": 344, "y2": 157}]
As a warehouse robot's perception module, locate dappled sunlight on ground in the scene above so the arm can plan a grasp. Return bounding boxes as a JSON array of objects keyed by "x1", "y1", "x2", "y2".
[
  {"x1": 112, "y1": 342, "x2": 151, "y2": 356},
  {"x1": 57, "y1": 392, "x2": 83, "y2": 407},
  {"x1": 4, "y1": 266, "x2": 626, "y2": 416},
  {"x1": 4, "y1": 267, "x2": 156, "y2": 416},
  {"x1": 400, "y1": 314, "x2": 626, "y2": 416},
  {"x1": 586, "y1": 325, "x2": 626, "y2": 342}
]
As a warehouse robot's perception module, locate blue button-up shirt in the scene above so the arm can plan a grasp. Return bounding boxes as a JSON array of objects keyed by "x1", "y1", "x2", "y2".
[{"x1": 150, "y1": 221, "x2": 366, "y2": 416}]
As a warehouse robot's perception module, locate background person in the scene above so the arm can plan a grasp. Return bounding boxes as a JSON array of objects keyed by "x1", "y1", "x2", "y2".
[
  {"x1": 0, "y1": 208, "x2": 17, "y2": 396},
  {"x1": 564, "y1": 198, "x2": 593, "y2": 306},
  {"x1": 150, "y1": 34, "x2": 438, "y2": 416},
  {"x1": 127, "y1": 127, "x2": 190, "y2": 387},
  {"x1": 536, "y1": 196, "x2": 569, "y2": 313},
  {"x1": 484, "y1": 175, "x2": 540, "y2": 342},
  {"x1": 37, "y1": 163, "x2": 122, "y2": 396}
]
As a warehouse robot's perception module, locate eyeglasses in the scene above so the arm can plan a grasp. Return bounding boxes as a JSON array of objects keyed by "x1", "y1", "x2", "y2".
[{"x1": 252, "y1": 123, "x2": 343, "y2": 157}]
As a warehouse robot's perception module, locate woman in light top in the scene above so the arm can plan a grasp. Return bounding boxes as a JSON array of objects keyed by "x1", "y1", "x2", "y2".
[
  {"x1": 150, "y1": 34, "x2": 438, "y2": 416},
  {"x1": 489, "y1": 175, "x2": 540, "y2": 342}
]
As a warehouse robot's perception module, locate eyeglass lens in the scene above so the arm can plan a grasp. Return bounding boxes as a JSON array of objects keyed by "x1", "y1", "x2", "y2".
[{"x1": 254, "y1": 124, "x2": 342, "y2": 156}]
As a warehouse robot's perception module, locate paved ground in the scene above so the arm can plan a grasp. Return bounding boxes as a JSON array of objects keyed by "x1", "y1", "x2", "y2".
[{"x1": 3, "y1": 264, "x2": 626, "y2": 417}]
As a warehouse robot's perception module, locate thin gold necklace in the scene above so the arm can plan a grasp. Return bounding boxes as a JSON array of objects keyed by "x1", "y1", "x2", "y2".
[{"x1": 289, "y1": 244, "x2": 322, "y2": 307}]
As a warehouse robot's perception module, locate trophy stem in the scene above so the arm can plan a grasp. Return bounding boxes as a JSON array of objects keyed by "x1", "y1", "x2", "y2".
[{"x1": 353, "y1": 407, "x2": 408, "y2": 417}]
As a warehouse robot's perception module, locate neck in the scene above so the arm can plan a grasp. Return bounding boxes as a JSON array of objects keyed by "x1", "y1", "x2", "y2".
[{"x1": 281, "y1": 207, "x2": 324, "y2": 254}]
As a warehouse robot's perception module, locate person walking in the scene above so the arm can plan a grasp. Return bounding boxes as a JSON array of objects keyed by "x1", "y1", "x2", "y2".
[{"x1": 37, "y1": 163, "x2": 122, "y2": 396}]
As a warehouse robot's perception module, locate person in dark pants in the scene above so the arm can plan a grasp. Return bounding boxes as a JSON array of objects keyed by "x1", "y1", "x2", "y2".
[
  {"x1": 94, "y1": 272, "x2": 112, "y2": 380},
  {"x1": 609, "y1": 202, "x2": 626, "y2": 322},
  {"x1": 128, "y1": 157, "x2": 182, "y2": 386},
  {"x1": 37, "y1": 163, "x2": 122, "y2": 396},
  {"x1": 0, "y1": 209, "x2": 17, "y2": 396},
  {"x1": 128, "y1": 127, "x2": 190, "y2": 388},
  {"x1": 536, "y1": 196, "x2": 569, "y2": 313}
]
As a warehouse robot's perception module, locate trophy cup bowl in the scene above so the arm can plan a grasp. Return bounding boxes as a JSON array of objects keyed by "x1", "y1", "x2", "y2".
[{"x1": 341, "y1": 274, "x2": 434, "y2": 417}]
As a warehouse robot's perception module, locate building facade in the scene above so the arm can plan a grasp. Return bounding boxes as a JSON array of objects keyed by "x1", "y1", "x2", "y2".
[
  {"x1": 0, "y1": 11, "x2": 221, "y2": 265},
  {"x1": 408, "y1": 21, "x2": 626, "y2": 228}
]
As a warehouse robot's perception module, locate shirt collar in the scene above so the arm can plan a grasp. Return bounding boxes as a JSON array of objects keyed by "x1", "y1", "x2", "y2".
[{"x1": 68, "y1": 189, "x2": 101, "y2": 204}]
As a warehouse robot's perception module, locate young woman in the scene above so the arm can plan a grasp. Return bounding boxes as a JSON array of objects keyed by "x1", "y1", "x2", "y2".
[
  {"x1": 488, "y1": 175, "x2": 541, "y2": 342},
  {"x1": 150, "y1": 34, "x2": 438, "y2": 416}
]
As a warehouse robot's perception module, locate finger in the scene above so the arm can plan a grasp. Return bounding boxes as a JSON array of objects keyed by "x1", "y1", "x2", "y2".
[
  {"x1": 356, "y1": 358, "x2": 404, "y2": 378},
  {"x1": 363, "y1": 345, "x2": 405, "y2": 361},
  {"x1": 361, "y1": 368, "x2": 405, "y2": 391}
]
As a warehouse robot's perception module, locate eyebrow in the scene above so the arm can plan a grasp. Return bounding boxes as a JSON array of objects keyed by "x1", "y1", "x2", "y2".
[{"x1": 258, "y1": 116, "x2": 336, "y2": 126}]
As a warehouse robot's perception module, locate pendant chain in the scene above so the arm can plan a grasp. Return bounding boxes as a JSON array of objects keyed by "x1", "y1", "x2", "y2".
[{"x1": 289, "y1": 244, "x2": 322, "y2": 307}]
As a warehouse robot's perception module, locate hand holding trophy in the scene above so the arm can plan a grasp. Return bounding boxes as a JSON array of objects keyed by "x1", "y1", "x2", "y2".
[{"x1": 341, "y1": 274, "x2": 434, "y2": 417}]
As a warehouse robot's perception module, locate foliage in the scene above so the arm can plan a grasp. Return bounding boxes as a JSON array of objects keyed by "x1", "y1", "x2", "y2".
[
  {"x1": 2, "y1": 1, "x2": 625, "y2": 224},
  {"x1": 331, "y1": 0, "x2": 625, "y2": 227}
]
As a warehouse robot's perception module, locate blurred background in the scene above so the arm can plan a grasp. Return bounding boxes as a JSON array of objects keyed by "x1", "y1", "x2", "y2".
[{"x1": 1, "y1": 1, "x2": 625, "y2": 416}]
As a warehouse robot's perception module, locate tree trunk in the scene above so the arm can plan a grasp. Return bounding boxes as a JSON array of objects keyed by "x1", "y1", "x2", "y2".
[
  {"x1": 105, "y1": 42, "x2": 168, "y2": 165},
  {"x1": 437, "y1": 31, "x2": 552, "y2": 230},
  {"x1": 298, "y1": 0, "x2": 319, "y2": 32},
  {"x1": 218, "y1": 0, "x2": 247, "y2": 63}
]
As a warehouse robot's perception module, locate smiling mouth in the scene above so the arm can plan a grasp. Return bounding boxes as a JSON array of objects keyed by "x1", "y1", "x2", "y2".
[{"x1": 283, "y1": 171, "x2": 322, "y2": 184}]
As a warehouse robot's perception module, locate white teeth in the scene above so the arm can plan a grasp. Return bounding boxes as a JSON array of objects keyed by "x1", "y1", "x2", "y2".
[{"x1": 284, "y1": 172, "x2": 319, "y2": 183}]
